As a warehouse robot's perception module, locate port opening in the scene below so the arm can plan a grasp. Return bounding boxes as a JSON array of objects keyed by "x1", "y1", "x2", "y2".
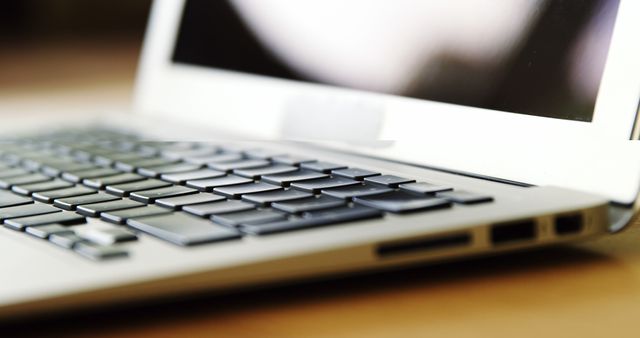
[
  {"x1": 377, "y1": 233, "x2": 471, "y2": 258},
  {"x1": 490, "y1": 220, "x2": 536, "y2": 246},
  {"x1": 555, "y1": 214, "x2": 583, "y2": 235}
]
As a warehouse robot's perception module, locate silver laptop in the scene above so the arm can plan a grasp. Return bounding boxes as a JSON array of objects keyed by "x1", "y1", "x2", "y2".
[{"x1": 1, "y1": 0, "x2": 639, "y2": 319}]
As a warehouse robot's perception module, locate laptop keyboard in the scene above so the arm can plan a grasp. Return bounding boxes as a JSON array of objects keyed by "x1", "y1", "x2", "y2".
[{"x1": 0, "y1": 130, "x2": 493, "y2": 260}]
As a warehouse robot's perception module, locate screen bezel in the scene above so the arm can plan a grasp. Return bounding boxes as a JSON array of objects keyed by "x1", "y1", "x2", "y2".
[{"x1": 134, "y1": 0, "x2": 640, "y2": 203}]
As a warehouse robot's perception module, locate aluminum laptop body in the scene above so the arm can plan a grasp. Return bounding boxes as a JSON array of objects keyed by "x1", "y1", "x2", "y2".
[{"x1": 0, "y1": 0, "x2": 639, "y2": 319}]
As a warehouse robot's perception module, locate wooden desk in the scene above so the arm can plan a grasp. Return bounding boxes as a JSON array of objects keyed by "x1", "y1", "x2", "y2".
[{"x1": 2, "y1": 44, "x2": 640, "y2": 338}]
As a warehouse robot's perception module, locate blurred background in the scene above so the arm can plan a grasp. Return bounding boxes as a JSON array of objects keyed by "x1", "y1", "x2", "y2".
[{"x1": 0, "y1": 0, "x2": 151, "y2": 105}]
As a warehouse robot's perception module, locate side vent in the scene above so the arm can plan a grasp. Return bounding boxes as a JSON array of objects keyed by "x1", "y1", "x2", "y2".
[
  {"x1": 490, "y1": 219, "x2": 536, "y2": 246},
  {"x1": 377, "y1": 233, "x2": 471, "y2": 258}
]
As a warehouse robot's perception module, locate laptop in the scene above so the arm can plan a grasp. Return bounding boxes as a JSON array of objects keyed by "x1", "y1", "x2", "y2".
[{"x1": 1, "y1": 0, "x2": 639, "y2": 319}]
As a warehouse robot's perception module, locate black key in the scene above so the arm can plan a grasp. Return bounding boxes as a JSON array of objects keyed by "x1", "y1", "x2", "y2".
[
  {"x1": 243, "y1": 149, "x2": 285, "y2": 160},
  {"x1": 212, "y1": 209, "x2": 287, "y2": 227},
  {"x1": 208, "y1": 159, "x2": 270, "y2": 172},
  {"x1": 156, "y1": 193, "x2": 225, "y2": 210},
  {"x1": 354, "y1": 191, "x2": 451, "y2": 213},
  {"x1": 0, "y1": 190, "x2": 33, "y2": 208},
  {"x1": 332, "y1": 168, "x2": 380, "y2": 180},
  {"x1": 81, "y1": 228, "x2": 138, "y2": 245},
  {"x1": 0, "y1": 168, "x2": 29, "y2": 178},
  {"x1": 0, "y1": 203, "x2": 60, "y2": 221},
  {"x1": 183, "y1": 200, "x2": 254, "y2": 217},
  {"x1": 49, "y1": 233, "x2": 86, "y2": 249},
  {"x1": 364, "y1": 175, "x2": 415, "y2": 188},
  {"x1": 184, "y1": 153, "x2": 242, "y2": 165},
  {"x1": 74, "y1": 242, "x2": 128, "y2": 260},
  {"x1": 271, "y1": 195, "x2": 346, "y2": 214},
  {"x1": 83, "y1": 173, "x2": 146, "y2": 189},
  {"x1": 399, "y1": 182, "x2": 453, "y2": 195},
  {"x1": 53, "y1": 192, "x2": 120, "y2": 210},
  {"x1": 106, "y1": 179, "x2": 171, "y2": 197},
  {"x1": 214, "y1": 182, "x2": 281, "y2": 199},
  {"x1": 25, "y1": 224, "x2": 74, "y2": 239},
  {"x1": 32, "y1": 186, "x2": 97, "y2": 203},
  {"x1": 161, "y1": 169, "x2": 225, "y2": 184},
  {"x1": 233, "y1": 165, "x2": 298, "y2": 179},
  {"x1": 290, "y1": 176, "x2": 360, "y2": 193},
  {"x1": 241, "y1": 189, "x2": 313, "y2": 206},
  {"x1": 11, "y1": 179, "x2": 74, "y2": 196},
  {"x1": 241, "y1": 205, "x2": 383, "y2": 235},
  {"x1": 300, "y1": 161, "x2": 347, "y2": 173},
  {"x1": 322, "y1": 183, "x2": 392, "y2": 200},
  {"x1": 115, "y1": 157, "x2": 177, "y2": 173},
  {"x1": 261, "y1": 170, "x2": 328, "y2": 186},
  {"x1": 138, "y1": 162, "x2": 203, "y2": 178},
  {"x1": 128, "y1": 213, "x2": 242, "y2": 246},
  {"x1": 185, "y1": 175, "x2": 252, "y2": 192},
  {"x1": 4, "y1": 211, "x2": 86, "y2": 231},
  {"x1": 271, "y1": 155, "x2": 316, "y2": 166},
  {"x1": 76, "y1": 199, "x2": 144, "y2": 217},
  {"x1": 101, "y1": 205, "x2": 172, "y2": 224},
  {"x1": 61, "y1": 167, "x2": 120, "y2": 183},
  {"x1": 436, "y1": 191, "x2": 494, "y2": 204},
  {"x1": 42, "y1": 162, "x2": 97, "y2": 177},
  {"x1": 0, "y1": 173, "x2": 51, "y2": 189},
  {"x1": 129, "y1": 185, "x2": 197, "y2": 204}
]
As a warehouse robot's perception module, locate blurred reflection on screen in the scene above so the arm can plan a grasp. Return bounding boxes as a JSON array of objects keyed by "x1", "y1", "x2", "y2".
[{"x1": 173, "y1": 0, "x2": 620, "y2": 122}]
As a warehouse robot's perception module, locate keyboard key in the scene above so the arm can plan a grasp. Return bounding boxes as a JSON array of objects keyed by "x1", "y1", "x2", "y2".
[
  {"x1": 138, "y1": 162, "x2": 203, "y2": 178},
  {"x1": 155, "y1": 193, "x2": 225, "y2": 210},
  {"x1": 53, "y1": 192, "x2": 120, "y2": 210},
  {"x1": 83, "y1": 173, "x2": 146, "y2": 189},
  {"x1": 74, "y1": 242, "x2": 128, "y2": 260},
  {"x1": 332, "y1": 168, "x2": 380, "y2": 180},
  {"x1": 49, "y1": 233, "x2": 86, "y2": 249},
  {"x1": 26, "y1": 224, "x2": 74, "y2": 239},
  {"x1": 241, "y1": 205, "x2": 383, "y2": 235},
  {"x1": 399, "y1": 182, "x2": 453, "y2": 195},
  {"x1": 243, "y1": 149, "x2": 285, "y2": 160},
  {"x1": 12, "y1": 179, "x2": 74, "y2": 196},
  {"x1": 115, "y1": 157, "x2": 177, "y2": 173},
  {"x1": 300, "y1": 161, "x2": 348, "y2": 173},
  {"x1": 32, "y1": 186, "x2": 97, "y2": 203},
  {"x1": 0, "y1": 190, "x2": 33, "y2": 208},
  {"x1": 290, "y1": 176, "x2": 360, "y2": 193},
  {"x1": 271, "y1": 155, "x2": 316, "y2": 166},
  {"x1": 0, "y1": 203, "x2": 59, "y2": 221},
  {"x1": 94, "y1": 152, "x2": 151, "y2": 166},
  {"x1": 129, "y1": 185, "x2": 197, "y2": 204},
  {"x1": 184, "y1": 153, "x2": 242, "y2": 165},
  {"x1": 241, "y1": 189, "x2": 313, "y2": 206},
  {"x1": 101, "y1": 205, "x2": 173, "y2": 224},
  {"x1": 161, "y1": 169, "x2": 225, "y2": 184},
  {"x1": 322, "y1": 184, "x2": 393, "y2": 200},
  {"x1": 364, "y1": 175, "x2": 415, "y2": 188},
  {"x1": 436, "y1": 191, "x2": 494, "y2": 204},
  {"x1": 76, "y1": 199, "x2": 144, "y2": 217},
  {"x1": 233, "y1": 165, "x2": 298, "y2": 179},
  {"x1": 271, "y1": 195, "x2": 347, "y2": 214},
  {"x1": 185, "y1": 175, "x2": 252, "y2": 192},
  {"x1": 0, "y1": 173, "x2": 51, "y2": 189},
  {"x1": 354, "y1": 191, "x2": 451, "y2": 213},
  {"x1": 208, "y1": 159, "x2": 270, "y2": 172},
  {"x1": 261, "y1": 170, "x2": 328, "y2": 186},
  {"x1": 214, "y1": 182, "x2": 281, "y2": 199},
  {"x1": 4, "y1": 211, "x2": 86, "y2": 231},
  {"x1": 42, "y1": 162, "x2": 97, "y2": 177},
  {"x1": 162, "y1": 147, "x2": 217, "y2": 160},
  {"x1": 128, "y1": 213, "x2": 242, "y2": 246},
  {"x1": 183, "y1": 200, "x2": 254, "y2": 217},
  {"x1": 81, "y1": 228, "x2": 138, "y2": 245},
  {"x1": 61, "y1": 167, "x2": 120, "y2": 183},
  {"x1": 212, "y1": 209, "x2": 287, "y2": 227},
  {"x1": 106, "y1": 179, "x2": 171, "y2": 197},
  {"x1": 0, "y1": 168, "x2": 29, "y2": 178}
]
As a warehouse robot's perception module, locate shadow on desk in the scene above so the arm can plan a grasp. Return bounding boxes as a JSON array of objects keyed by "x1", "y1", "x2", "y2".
[{"x1": 1, "y1": 244, "x2": 634, "y2": 338}]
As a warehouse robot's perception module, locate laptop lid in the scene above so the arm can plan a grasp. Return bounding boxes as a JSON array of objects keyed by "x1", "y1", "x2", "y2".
[{"x1": 133, "y1": 0, "x2": 640, "y2": 204}]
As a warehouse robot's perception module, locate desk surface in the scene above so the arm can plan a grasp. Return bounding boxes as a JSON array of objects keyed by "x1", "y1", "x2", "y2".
[{"x1": 2, "y1": 44, "x2": 640, "y2": 338}]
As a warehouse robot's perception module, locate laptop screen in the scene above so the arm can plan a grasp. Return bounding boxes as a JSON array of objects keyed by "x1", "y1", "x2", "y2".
[{"x1": 172, "y1": 0, "x2": 620, "y2": 122}]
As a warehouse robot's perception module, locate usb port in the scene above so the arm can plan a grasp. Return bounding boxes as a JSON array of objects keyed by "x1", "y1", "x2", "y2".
[
  {"x1": 555, "y1": 214, "x2": 583, "y2": 235},
  {"x1": 490, "y1": 220, "x2": 536, "y2": 245}
]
